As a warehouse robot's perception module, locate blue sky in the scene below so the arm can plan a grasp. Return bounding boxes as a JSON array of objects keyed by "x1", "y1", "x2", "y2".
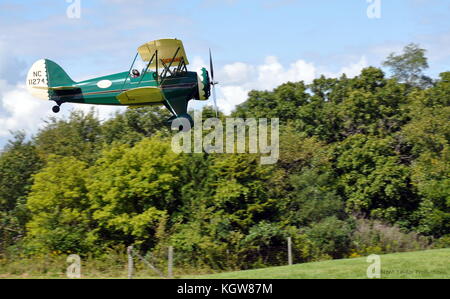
[{"x1": 0, "y1": 0, "x2": 449, "y2": 147}]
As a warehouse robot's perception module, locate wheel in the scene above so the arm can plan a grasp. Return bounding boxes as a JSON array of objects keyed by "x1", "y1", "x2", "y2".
[
  {"x1": 170, "y1": 114, "x2": 194, "y2": 132},
  {"x1": 52, "y1": 105, "x2": 60, "y2": 113}
]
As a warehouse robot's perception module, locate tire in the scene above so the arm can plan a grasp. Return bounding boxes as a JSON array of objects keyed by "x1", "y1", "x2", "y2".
[
  {"x1": 52, "y1": 105, "x2": 60, "y2": 113},
  {"x1": 170, "y1": 114, "x2": 193, "y2": 132}
]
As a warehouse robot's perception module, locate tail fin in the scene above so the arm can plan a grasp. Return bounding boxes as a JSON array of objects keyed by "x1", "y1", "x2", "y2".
[{"x1": 26, "y1": 59, "x2": 75, "y2": 100}]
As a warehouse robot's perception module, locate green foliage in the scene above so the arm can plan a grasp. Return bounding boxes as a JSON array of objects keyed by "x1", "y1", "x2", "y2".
[
  {"x1": 332, "y1": 134, "x2": 416, "y2": 224},
  {"x1": 0, "y1": 132, "x2": 43, "y2": 211},
  {"x1": 382, "y1": 43, "x2": 431, "y2": 88},
  {"x1": 209, "y1": 154, "x2": 275, "y2": 229},
  {"x1": 338, "y1": 68, "x2": 409, "y2": 137},
  {"x1": 88, "y1": 136, "x2": 185, "y2": 249},
  {"x1": 410, "y1": 149, "x2": 450, "y2": 236},
  {"x1": 279, "y1": 169, "x2": 344, "y2": 227},
  {"x1": 34, "y1": 109, "x2": 103, "y2": 164},
  {"x1": 25, "y1": 156, "x2": 94, "y2": 254},
  {"x1": 434, "y1": 235, "x2": 450, "y2": 249},
  {"x1": 303, "y1": 217, "x2": 353, "y2": 259},
  {"x1": 233, "y1": 82, "x2": 309, "y2": 121},
  {"x1": 240, "y1": 221, "x2": 289, "y2": 268},
  {"x1": 168, "y1": 153, "x2": 277, "y2": 270},
  {"x1": 350, "y1": 218, "x2": 430, "y2": 256},
  {"x1": 0, "y1": 132, "x2": 43, "y2": 252},
  {"x1": 101, "y1": 106, "x2": 171, "y2": 146},
  {"x1": 234, "y1": 67, "x2": 410, "y2": 143}
]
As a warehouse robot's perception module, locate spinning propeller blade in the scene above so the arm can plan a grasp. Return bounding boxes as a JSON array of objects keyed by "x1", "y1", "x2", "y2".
[
  {"x1": 209, "y1": 49, "x2": 219, "y2": 118},
  {"x1": 209, "y1": 49, "x2": 215, "y2": 83}
]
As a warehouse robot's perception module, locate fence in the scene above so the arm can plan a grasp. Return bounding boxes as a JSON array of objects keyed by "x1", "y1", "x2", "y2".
[
  {"x1": 127, "y1": 245, "x2": 167, "y2": 278},
  {"x1": 126, "y1": 237, "x2": 294, "y2": 279}
]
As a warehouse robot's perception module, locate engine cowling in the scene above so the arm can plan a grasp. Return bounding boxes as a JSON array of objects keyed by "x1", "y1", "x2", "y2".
[{"x1": 195, "y1": 67, "x2": 211, "y2": 101}]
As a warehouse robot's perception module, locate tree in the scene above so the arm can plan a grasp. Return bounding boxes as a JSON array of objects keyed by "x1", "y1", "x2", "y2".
[
  {"x1": 34, "y1": 109, "x2": 103, "y2": 164},
  {"x1": 303, "y1": 216, "x2": 353, "y2": 259},
  {"x1": 410, "y1": 149, "x2": 450, "y2": 236},
  {"x1": 0, "y1": 132, "x2": 43, "y2": 253},
  {"x1": 208, "y1": 154, "x2": 275, "y2": 230},
  {"x1": 382, "y1": 43, "x2": 432, "y2": 88},
  {"x1": 101, "y1": 106, "x2": 172, "y2": 146},
  {"x1": 87, "y1": 137, "x2": 185, "y2": 249},
  {"x1": 400, "y1": 82, "x2": 450, "y2": 236},
  {"x1": 169, "y1": 153, "x2": 276, "y2": 269},
  {"x1": 279, "y1": 169, "x2": 345, "y2": 228},
  {"x1": 25, "y1": 156, "x2": 95, "y2": 254},
  {"x1": 0, "y1": 132, "x2": 43, "y2": 212},
  {"x1": 232, "y1": 81, "x2": 309, "y2": 121},
  {"x1": 332, "y1": 134, "x2": 417, "y2": 225}
]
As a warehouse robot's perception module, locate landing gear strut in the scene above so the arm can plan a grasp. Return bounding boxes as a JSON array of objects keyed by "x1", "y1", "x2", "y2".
[{"x1": 167, "y1": 114, "x2": 194, "y2": 132}]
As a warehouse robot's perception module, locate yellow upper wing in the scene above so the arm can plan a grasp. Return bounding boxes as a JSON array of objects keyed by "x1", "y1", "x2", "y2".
[{"x1": 137, "y1": 39, "x2": 189, "y2": 68}]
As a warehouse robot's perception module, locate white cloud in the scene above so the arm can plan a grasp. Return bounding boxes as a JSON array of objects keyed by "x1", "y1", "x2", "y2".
[
  {"x1": 0, "y1": 80, "x2": 124, "y2": 144},
  {"x1": 0, "y1": 81, "x2": 54, "y2": 138},
  {"x1": 189, "y1": 56, "x2": 207, "y2": 73},
  {"x1": 219, "y1": 85, "x2": 249, "y2": 114},
  {"x1": 322, "y1": 56, "x2": 369, "y2": 78},
  {"x1": 215, "y1": 55, "x2": 367, "y2": 114},
  {"x1": 223, "y1": 62, "x2": 254, "y2": 84}
]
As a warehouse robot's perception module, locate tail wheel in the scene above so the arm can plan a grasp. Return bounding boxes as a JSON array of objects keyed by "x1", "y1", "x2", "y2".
[{"x1": 52, "y1": 105, "x2": 60, "y2": 113}]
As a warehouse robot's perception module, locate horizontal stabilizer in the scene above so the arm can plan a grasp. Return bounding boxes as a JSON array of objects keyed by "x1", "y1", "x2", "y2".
[{"x1": 117, "y1": 87, "x2": 164, "y2": 105}]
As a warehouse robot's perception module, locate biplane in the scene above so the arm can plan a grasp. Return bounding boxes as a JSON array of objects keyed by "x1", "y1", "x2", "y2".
[{"x1": 26, "y1": 39, "x2": 218, "y2": 130}]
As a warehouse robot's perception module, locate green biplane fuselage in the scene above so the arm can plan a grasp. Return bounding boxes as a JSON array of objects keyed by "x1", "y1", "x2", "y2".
[
  {"x1": 54, "y1": 70, "x2": 201, "y2": 115},
  {"x1": 26, "y1": 39, "x2": 213, "y2": 129}
]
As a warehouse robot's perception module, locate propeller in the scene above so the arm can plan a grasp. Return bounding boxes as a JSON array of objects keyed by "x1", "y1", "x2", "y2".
[{"x1": 209, "y1": 49, "x2": 219, "y2": 118}]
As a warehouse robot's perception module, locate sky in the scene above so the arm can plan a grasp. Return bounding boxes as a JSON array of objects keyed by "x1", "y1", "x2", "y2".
[{"x1": 0, "y1": 0, "x2": 449, "y2": 148}]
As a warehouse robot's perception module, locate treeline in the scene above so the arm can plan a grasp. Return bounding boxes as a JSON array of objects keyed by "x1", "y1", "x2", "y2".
[{"x1": 0, "y1": 45, "x2": 449, "y2": 271}]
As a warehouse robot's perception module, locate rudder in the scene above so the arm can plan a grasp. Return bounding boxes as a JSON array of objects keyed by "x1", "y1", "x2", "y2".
[{"x1": 26, "y1": 59, "x2": 75, "y2": 100}]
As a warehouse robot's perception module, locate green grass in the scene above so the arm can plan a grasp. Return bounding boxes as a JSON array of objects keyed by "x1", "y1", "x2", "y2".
[
  {"x1": 1, "y1": 249, "x2": 448, "y2": 279},
  {"x1": 184, "y1": 248, "x2": 450, "y2": 279}
]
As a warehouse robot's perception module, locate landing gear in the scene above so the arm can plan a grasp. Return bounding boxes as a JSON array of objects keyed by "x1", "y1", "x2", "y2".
[
  {"x1": 52, "y1": 101, "x2": 63, "y2": 113},
  {"x1": 168, "y1": 114, "x2": 194, "y2": 132},
  {"x1": 52, "y1": 105, "x2": 60, "y2": 113}
]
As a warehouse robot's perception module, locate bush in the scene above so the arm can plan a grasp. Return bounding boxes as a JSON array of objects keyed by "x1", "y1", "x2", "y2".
[
  {"x1": 0, "y1": 245, "x2": 128, "y2": 278},
  {"x1": 350, "y1": 218, "x2": 431, "y2": 256},
  {"x1": 240, "y1": 222, "x2": 289, "y2": 268},
  {"x1": 303, "y1": 217, "x2": 353, "y2": 259},
  {"x1": 434, "y1": 235, "x2": 450, "y2": 249}
]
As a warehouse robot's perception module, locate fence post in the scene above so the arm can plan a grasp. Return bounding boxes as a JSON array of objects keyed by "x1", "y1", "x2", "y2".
[
  {"x1": 287, "y1": 237, "x2": 293, "y2": 266},
  {"x1": 168, "y1": 246, "x2": 174, "y2": 278},
  {"x1": 127, "y1": 245, "x2": 134, "y2": 279}
]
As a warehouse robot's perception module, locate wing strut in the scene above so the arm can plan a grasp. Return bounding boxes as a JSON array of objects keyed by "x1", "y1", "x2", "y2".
[
  {"x1": 121, "y1": 52, "x2": 139, "y2": 91},
  {"x1": 138, "y1": 49, "x2": 157, "y2": 86},
  {"x1": 160, "y1": 47, "x2": 181, "y2": 84}
]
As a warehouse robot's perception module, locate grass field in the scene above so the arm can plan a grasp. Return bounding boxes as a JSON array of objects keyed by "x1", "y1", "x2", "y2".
[
  {"x1": 184, "y1": 248, "x2": 450, "y2": 279},
  {"x1": 1, "y1": 248, "x2": 449, "y2": 279}
]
